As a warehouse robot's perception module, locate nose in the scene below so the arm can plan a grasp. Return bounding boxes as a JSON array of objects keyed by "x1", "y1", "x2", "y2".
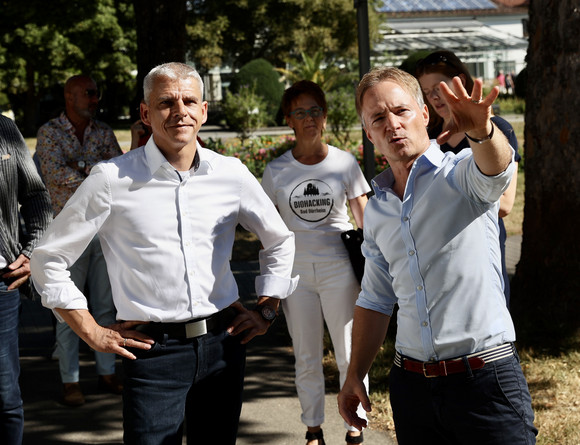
[
  {"x1": 427, "y1": 88, "x2": 440, "y2": 101},
  {"x1": 385, "y1": 113, "x2": 401, "y2": 133},
  {"x1": 173, "y1": 100, "x2": 187, "y2": 117}
]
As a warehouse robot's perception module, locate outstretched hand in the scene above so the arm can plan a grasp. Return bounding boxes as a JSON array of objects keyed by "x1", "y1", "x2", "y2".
[{"x1": 436, "y1": 77, "x2": 498, "y2": 145}]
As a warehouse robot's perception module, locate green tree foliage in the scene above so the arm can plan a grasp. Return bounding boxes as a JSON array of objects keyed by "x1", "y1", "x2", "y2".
[
  {"x1": 276, "y1": 51, "x2": 344, "y2": 92},
  {"x1": 186, "y1": 0, "x2": 381, "y2": 71},
  {"x1": 0, "y1": 0, "x2": 137, "y2": 135},
  {"x1": 229, "y1": 59, "x2": 284, "y2": 123}
]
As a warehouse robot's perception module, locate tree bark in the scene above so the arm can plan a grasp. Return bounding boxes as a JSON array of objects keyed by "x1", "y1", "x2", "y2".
[
  {"x1": 132, "y1": 0, "x2": 187, "y2": 117},
  {"x1": 510, "y1": 0, "x2": 580, "y2": 347}
]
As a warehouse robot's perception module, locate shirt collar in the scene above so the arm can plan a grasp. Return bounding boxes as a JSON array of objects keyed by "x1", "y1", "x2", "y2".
[
  {"x1": 58, "y1": 112, "x2": 95, "y2": 132},
  {"x1": 144, "y1": 137, "x2": 212, "y2": 177},
  {"x1": 371, "y1": 141, "x2": 444, "y2": 198}
]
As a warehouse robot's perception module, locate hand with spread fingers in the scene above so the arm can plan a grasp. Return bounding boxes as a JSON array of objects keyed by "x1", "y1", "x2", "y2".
[{"x1": 436, "y1": 77, "x2": 499, "y2": 145}]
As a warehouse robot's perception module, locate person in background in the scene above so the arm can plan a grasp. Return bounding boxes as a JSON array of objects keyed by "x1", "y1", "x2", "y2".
[
  {"x1": 31, "y1": 62, "x2": 297, "y2": 445},
  {"x1": 337, "y1": 67, "x2": 536, "y2": 444},
  {"x1": 262, "y1": 80, "x2": 370, "y2": 445},
  {"x1": 415, "y1": 50, "x2": 521, "y2": 307},
  {"x1": 35, "y1": 74, "x2": 124, "y2": 406},
  {"x1": 0, "y1": 114, "x2": 52, "y2": 444}
]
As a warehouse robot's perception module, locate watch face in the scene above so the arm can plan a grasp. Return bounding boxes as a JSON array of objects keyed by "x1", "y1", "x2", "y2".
[
  {"x1": 260, "y1": 305, "x2": 276, "y2": 321},
  {"x1": 77, "y1": 161, "x2": 86, "y2": 168}
]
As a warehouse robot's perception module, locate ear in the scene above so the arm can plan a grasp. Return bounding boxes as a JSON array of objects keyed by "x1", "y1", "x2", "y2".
[
  {"x1": 422, "y1": 104, "x2": 429, "y2": 127},
  {"x1": 363, "y1": 125, "x2": 374, "y2": 144},
  {"x1": 285, "y1": 116, "x2": 293, "y2": 129},
  {"x1": 140, "y1": 102, "x2": 151, "y2": 126},
  {"x1": 458, "y1": 73, "x2": 467, "y2": 88},
  {"x1": 201, "y1": 101, "x2": 208, "y2": 125}
]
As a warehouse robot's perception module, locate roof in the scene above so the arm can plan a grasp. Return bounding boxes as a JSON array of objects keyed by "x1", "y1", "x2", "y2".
[
  {"x1": 375, "y1": 18, "x2": 528, "y2": 55},
  {"x1": 377, "y1": 0, "x2": 498, "y2": 13}
]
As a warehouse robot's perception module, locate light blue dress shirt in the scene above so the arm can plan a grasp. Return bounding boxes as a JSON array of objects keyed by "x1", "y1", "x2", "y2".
[{"x1": 357, "y1": 141, "x2": 517, "y2": 361}]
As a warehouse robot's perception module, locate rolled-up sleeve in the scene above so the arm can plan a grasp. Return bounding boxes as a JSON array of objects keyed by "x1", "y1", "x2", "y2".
[
  {"x1": 356, "y1": 222, "x2": 397, "y2": 316},
  {"x1": 237, "y1": 166, "x2": 298, "y2": 299}
]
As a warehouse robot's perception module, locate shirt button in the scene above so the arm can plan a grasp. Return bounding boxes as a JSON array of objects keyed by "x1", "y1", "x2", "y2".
[
  {"x1": 403, "y1": 216, "x2": 409, "y2": 222},
  {"x1": 417, "y1": 285, "x2": 423, "y2": 291},
  {"x1": 409, "y1": 250, "x2": 415, "y2": 256},
  {"x1": 422, "y1": 321, "x2": 428, "y2": 327}
]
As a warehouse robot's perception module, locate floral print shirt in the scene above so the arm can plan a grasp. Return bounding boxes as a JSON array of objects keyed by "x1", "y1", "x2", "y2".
[{"x1": 36, "y1": 112, "x2": 122, "y2": 216}]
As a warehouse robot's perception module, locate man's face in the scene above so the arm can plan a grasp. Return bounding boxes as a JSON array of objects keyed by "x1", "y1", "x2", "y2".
[
  {"x1": 141, "y1": 76, "x2": 207, "y2": 153},
  {"x1": 361, "y1": 80, "x2": 430, "y2": 165},
  {"x1": 69, "y1": 79, "x2": 99, "y2": 120}
]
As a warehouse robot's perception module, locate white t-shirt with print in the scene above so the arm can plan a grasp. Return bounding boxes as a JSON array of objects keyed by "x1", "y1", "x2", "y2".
[{"x1": 262, "y1": 145, "x2": 370, "y2": 263}]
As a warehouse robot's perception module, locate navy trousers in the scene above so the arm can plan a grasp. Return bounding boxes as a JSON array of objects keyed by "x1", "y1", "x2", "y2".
[
  {"x1": 0, "y1": 279, "x2": 23, "y2": 445},
  {"x1": 389, "y1": 352, "x2": 537, "y2": 444},
  {"x1": 122, "y1": 328, "x2": 246, "y2": 445}
]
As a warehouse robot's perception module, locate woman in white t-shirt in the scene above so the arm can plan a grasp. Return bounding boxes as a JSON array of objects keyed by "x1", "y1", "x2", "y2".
[{"x1": 262, "y1": 81, "x2": 371, "y2": 445}]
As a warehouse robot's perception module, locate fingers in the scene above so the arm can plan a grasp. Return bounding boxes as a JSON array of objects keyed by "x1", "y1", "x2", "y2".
[
  {"x1": 225, "y1": 306, "x2": 270, "y2": 344},
  {"x1": 337, "y1": 392, "x2": 369, "y2": 431},
  {"x1": 6, "y1": 274, "x2": 29, "y2": 290}
]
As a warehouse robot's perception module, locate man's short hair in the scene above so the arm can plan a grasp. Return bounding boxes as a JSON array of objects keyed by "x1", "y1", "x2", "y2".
[
  {"x1": 356, "y1": 67, "x2": 424, "y2": 128},
  {"x1": 143, "y1": 63, "x2": 204, "y2": 104}
]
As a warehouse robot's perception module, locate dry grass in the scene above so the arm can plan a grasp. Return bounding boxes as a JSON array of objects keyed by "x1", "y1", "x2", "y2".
[{"x1": 521, "y1": 349, "x2": 580, "y2": 444}]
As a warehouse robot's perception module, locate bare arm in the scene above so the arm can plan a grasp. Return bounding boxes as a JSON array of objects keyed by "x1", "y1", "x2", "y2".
[
  {"x1": 349, "y1": 194, "x2": 368, "y2": 229},
  {"x1": 438, "y1": 77, "x2": 512, "y2": 176},
  {"x1": 338, "y1": 306, "x2": 391, "y2": 430},
  {"x1": 499, "y1": 166, "x2": 518, "y2": 218}
]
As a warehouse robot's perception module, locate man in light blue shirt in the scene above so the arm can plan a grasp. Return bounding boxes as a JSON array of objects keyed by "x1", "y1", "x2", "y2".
[{"x1": 337, "y1": 67, "x2": 536, "y2": 444}]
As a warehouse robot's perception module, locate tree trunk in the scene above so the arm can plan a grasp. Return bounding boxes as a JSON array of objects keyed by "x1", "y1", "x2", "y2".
[
  {"x1": 510, "y1": 0, "x2": 580, "y2": 347},
  {"x1": 131, "y1": 0, "x2": 187, "y2": 118}
]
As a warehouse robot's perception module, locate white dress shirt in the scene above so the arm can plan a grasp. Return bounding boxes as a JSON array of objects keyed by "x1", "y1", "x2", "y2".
[
  {"x1": 358, "y1": 142, "x2": 517, "y2": 361},
  {"x1": 31, "y1": 138, "x2": 298, "y2": 322}
]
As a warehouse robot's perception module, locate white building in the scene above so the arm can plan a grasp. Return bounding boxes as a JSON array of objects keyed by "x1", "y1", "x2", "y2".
[{"x1": 374, "y1": 0, "x2": 529, "y2": 82}]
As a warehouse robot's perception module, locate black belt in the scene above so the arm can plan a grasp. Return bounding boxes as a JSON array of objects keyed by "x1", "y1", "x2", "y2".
[
  {"x1": 394, "y1": 343, "x2": 515, "y2": 378},
  {"x1": 136, "y1": 306, "x2": 237, "y2": 340}
]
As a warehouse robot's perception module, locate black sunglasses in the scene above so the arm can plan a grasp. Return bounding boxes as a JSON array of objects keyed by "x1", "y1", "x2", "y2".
[
  {"x1": 84, "y1": 88, "x2": 102, "y2": 99},
  {"x1": 417, "y1": 54, "x2": 450, "y2": 69}
]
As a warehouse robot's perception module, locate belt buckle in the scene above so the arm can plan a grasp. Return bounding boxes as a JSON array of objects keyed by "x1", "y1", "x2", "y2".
[
  {"x1": 423, "y1": 360, "x2": 446, "y2": 378},
  {"x1": 185, "y1": 319, "x2": 207, "y2": 338}
]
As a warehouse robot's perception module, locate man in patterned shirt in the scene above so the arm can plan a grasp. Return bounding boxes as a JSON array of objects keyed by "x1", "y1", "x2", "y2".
[{"x1": 36, "y1": 75, "x2": 123, "y2": 406}]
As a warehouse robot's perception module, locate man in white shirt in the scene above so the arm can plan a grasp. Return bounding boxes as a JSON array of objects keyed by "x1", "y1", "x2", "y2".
[
  {"x1": 337, "y1": 67, "x2": 536, "y2": 444},
  {"x1": 31, "y1": 62, "x2": 297, "y2": 445}
]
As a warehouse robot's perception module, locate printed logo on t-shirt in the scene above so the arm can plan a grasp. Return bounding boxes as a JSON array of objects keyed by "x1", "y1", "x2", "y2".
[{"x1": 289, "y1": 179, "x2": 334, "y2": 222}]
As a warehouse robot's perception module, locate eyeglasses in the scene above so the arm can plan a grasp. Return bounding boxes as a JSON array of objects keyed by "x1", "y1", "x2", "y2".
[
  {"x1": 84, "y1": 89, "x2": 101, "y2": 100},
  {"x1": 289, "y1": 106, "x2": 324, "y2": 120}
]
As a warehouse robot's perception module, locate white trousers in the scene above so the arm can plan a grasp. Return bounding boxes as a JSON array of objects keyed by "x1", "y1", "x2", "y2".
[{"x1": 283, "y1": 259, "x2": 369, "y2": 431}]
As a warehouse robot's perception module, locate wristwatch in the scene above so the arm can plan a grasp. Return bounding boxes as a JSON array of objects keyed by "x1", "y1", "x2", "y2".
[{"x1": 255, "y1": 304, "x2": 277, "y2": 323}]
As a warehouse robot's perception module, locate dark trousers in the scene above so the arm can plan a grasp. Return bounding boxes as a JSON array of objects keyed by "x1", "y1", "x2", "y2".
[
  {"x1": 0, "y1": 279, "x2": 23, "y2": 445},
  {"x1": 389, "y1": 352, "x2": 537, "y2": 445},
  {"x1": 122, "y1": 328, "x2": 246, "y2": 445}
]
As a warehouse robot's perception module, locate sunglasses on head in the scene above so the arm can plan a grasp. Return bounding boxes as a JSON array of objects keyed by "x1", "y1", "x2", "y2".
[{"x1": 417, "y1": 53, "x2": 450, "y2": 69}]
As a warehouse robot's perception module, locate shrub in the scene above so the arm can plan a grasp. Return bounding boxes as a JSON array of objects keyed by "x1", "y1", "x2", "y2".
[
  {"x1": 221, "y1": 83, "x2": 270, "y2": 144},
  {"x1": 229, "y1": 59, "x2": 284, "y2": 124},
  {"x1": 326, "y1": 86, "x2": 359, "y2": 147}
]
